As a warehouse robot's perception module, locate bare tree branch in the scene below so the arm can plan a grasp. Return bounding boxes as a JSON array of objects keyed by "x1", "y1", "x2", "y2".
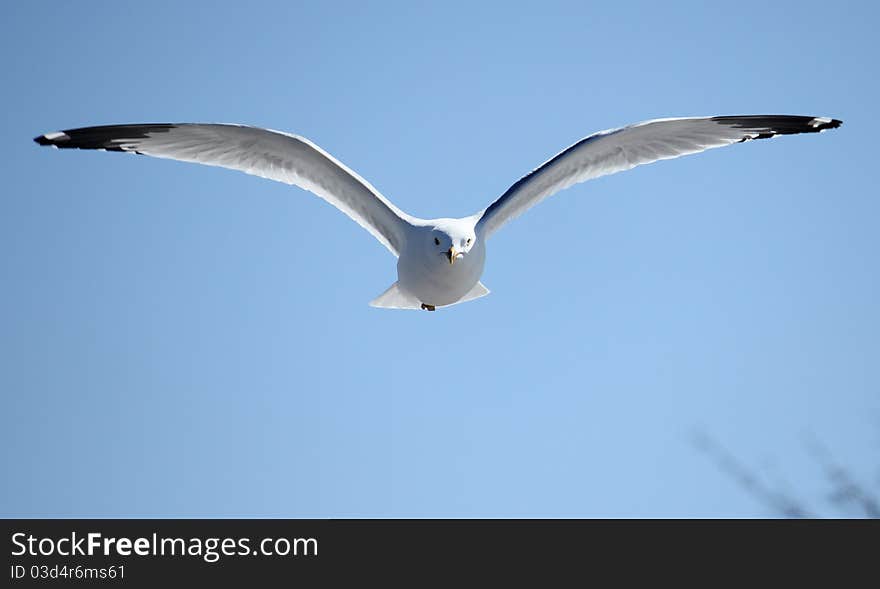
[
  {"x1": 693, "y1": 428, "x2": 879, "y2": 518},
  {"x1": 691, "y1": 430, "x2": 813, "y2": 518},
  {"x1": 803, "y1": 434, "x2": 880, "y2": 518}
]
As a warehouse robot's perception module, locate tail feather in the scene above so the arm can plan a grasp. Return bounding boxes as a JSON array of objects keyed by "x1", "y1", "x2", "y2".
[{"x1": 369, "y1": 282, "x2": 422, "y2": 310}]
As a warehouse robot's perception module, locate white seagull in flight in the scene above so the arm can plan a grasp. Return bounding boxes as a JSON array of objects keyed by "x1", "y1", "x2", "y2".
[{"x1": 35, "y1": 115, "x2": 841, "y2": 310}]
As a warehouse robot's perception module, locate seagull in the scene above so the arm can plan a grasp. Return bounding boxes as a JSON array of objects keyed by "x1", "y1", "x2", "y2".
[{"x1": 35, "y1": 115, "x2": 841, "y2": 311}]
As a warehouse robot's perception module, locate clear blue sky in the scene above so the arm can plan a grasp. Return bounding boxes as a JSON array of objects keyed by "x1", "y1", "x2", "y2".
[{"x1": 2, "y1": 1, "x2": 877, "y2": 517}]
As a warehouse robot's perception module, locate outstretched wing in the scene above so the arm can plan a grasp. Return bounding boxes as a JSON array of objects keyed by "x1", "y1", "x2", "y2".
[
  {"x1": 477, "y1": 115, "x2": 842, "y2": 239},
  {"x1": 35, "y1": 123, "x2": 412, "y2": 256}
]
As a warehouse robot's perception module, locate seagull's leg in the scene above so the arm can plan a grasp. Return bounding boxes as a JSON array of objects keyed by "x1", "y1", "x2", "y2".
[{"x1": 420, "y1": 303, "x2": 436, "y2": 312}]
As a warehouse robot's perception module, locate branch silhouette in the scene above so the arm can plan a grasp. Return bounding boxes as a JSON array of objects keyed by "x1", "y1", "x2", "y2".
[
  {"x1": 692, "y1": 428, "x2": 880, "y2": 518},
  {"x1": 691, "y1": 431, "x2": 813, "y2": 517},
  {"x1": 803, "y1": 435, "x2": 880, "y2": 518}
]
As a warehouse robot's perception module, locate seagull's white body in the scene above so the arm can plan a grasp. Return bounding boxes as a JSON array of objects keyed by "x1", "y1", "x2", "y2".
[
  {"x1": 389, "y1": 217, "x2": 488, "y2": 309},
  {"x1": 35, "y1": 115, "x2": 841, "y2": 310}
]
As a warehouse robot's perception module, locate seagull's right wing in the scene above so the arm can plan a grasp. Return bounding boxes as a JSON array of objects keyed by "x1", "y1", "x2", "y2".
[
  {"x1": 476, "y1": 115, "x2": 842, "y2": 239},
  {"x1": 35, "y1": 123, "x2": 412, "y2": 256}
]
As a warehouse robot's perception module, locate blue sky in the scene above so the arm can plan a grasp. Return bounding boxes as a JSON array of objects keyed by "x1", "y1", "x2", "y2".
[{"x1": 2, "y1": 1, "x2": 877, "y2": 517}]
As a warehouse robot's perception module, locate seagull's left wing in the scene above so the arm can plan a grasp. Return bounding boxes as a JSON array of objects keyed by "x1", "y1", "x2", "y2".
[
  {"x1": 476, "y1": 115, "x2": 841, "y2": 239},
  {"x1": 34, "y1": 123, "x2": 412, "y2": 256}
]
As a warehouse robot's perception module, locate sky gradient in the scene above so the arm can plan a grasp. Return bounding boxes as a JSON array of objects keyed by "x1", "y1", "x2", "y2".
[{"x1": 2, "y1": 1, "x2": 878, "y2": 517}]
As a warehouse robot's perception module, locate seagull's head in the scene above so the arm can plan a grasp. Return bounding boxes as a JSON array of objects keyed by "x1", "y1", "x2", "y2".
[{"x1": 430, "y1": 226, "x2": 476, "y2": 266}]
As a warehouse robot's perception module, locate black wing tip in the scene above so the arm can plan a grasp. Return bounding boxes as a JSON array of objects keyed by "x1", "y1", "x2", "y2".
[
  {"x1": 32, "y1": 123, "x2": 178, "y2": 151},
  {"x1": 713, "y1": 114, "x2": 843, "y2": 142},
  {"x1": 34, "y1": 131, "x2": 69, "y2": 146},
  {"x1": 809, "y1": 116, "x2": 843, "y2": 131}
]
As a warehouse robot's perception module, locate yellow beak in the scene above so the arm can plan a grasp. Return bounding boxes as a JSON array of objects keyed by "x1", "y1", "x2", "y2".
[{"x1": 447, "y1": 247, "x2": 457, "y2": 265}]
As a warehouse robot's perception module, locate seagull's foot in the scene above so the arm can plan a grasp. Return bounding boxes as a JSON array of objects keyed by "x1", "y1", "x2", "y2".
[{"x1": 420, "y1": 303, "x2": 436, "y2": 312}]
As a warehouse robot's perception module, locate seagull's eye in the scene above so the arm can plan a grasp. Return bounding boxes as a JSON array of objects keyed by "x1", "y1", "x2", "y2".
[
  {"x1": 434, "y1": 237, "x2": 440, "y2": 245},
  {"x1": 467, "y1": 238, "x2": 472, "y2": 245}
]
